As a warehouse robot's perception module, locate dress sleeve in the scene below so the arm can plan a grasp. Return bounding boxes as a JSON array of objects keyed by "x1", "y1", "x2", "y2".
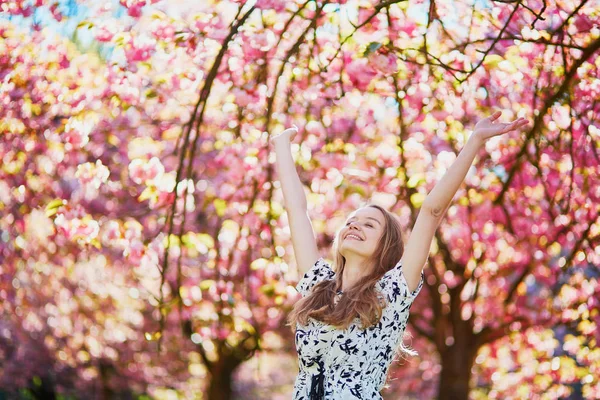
[
  {"x1": 295, "y1": 257, "x2": 335, "y2": 297},
  {"x1": 382, "y1": 259, "x2": 424, "y2": 303}
]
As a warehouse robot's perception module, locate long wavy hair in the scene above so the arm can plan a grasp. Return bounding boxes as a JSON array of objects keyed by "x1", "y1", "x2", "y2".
[{"x1": 288, "y1": 203, "x2": 407, "y2": 332}]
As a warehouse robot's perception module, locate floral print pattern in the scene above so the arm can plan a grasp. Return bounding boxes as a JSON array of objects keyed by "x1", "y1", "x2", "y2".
[{"x1": 293, "y1": 257, "x2": 424, "y2": 399}]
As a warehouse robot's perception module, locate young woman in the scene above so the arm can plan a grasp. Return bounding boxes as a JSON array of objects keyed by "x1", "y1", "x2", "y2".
[{"x1": 270, "y1": 111, "x2": 529, "y2": 399}]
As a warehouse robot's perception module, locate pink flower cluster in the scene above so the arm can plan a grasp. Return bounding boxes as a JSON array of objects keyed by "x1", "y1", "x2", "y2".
[
  {"x1": 231, "y1": 87, "x2": 256, "y2": 107},
  {"x1": 63, "y1": 118, "x2": 93, "y2": 150},
  {"x1": 100, "y1": 220, "x2": 153, "y2": 266},
  {"x1": 125, "y1": 36, "x2": 155, "y2": 63},
  {"x1": 95, "y1": 25, "x2": 115, "y2": 43},
  {"x1": 247, "y1": 30, "x2": 276, "y2": 54},
  {"x1": 255, "y1": 0, "x2": 288, "y2": 12},
  {"x1": 54, "y1": 209, "x2": 100, "y2": 244},
  {"x1": 75, "y1": 160, "x2": 110, "y2": 190},
  {"x1": 367, "y1": 51, "x2": 398, "y2": 75},
  {"x1": 119, "y1": 0, "x2": 146, "y2": 18},
  {"x1": 345, "y1": 58, "x2": 378, "y2": 91},
  {"x1": 128, "y1": 157, "x2": 164, "y2": 185},
  {"x1": 343, "y1": 44, "x2": 400, "y2": 90},
  {"x1": 151, "y1": 22, "x2": 175, "y2": 41}
]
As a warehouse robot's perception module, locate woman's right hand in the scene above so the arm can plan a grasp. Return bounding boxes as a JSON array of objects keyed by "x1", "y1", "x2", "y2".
[{"x1": 269, "y1": 125, "x2": 298, "y2": 144}]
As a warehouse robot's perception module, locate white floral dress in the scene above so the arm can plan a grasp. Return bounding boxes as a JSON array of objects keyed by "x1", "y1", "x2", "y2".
[{"x1": 293, "y1": 257, "x2": 424, "y2": 400}]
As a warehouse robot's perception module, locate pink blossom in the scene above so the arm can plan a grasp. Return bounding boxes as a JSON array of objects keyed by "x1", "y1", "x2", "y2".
[
  {"x1": 128, "y1": 4, "x2": 143, "y2": 17},
  {"x1": 368, "y1": 52, "x2": 398, "y2": 75},
  {"x1": 125, "y1": 239, "x2": 145, "y2": 264},
  {"x1": 553, "y1": 104, "x2": 571, "y2": 130},
  {"x1": 400, "y1": 20, "x2": 418, "y2": 36},
  {"x1": 95, "y1": 26, "x2": 114, "y2": 42},
  {"x1": 345, "y1": 58, "x2": 377, "y2": 90},
  {"x1": 25, "y1": 208, "x2": 55, "y2": 242},
  {"x1": 153, "y1": 23, "x2": 175, "y2": 40},
  {"x1": 330, "y1": 117, "x2": 355, "y2": 136},
  {"x1": 63, "y1": 118, "x2": 92, "y2": 149},
  {"x1": 21, "y1": 6, "x2": 33, "y2": 18},
  {"x1": 54, "y1": 214, "x2": 99, "y2": 243},
  {"x1": 574, "y1": 15, "x2": 594, "y2": 31},
  {"x1": 153, "y1": 190, "x2": 175, "y2": 208},
  {"x1": 75, "y1": 160, "x2": 110, "y2": 189},
  {"x1": 125, "y1": 38, "x2": 154, "y2": 63},
  {"x1": 193, "y1": 14, "x2": 212, "y2": 33},
  {"x1": 255, "y1": 0, "x2": 287, "y2": 12},
  {"x1": 217, "y1": 328, "x2": 229, "y2": 340},
  {"x1": 73, "y1": 219, "x2": 99, "y2": 238},
  {"x1": 207, "y1": 28, "x2": 229, "y2": 41},
  {"x1": 101, "y1": 220, "x2": 122, "y2": 242},
  {"x1": 128, "y1": 157, "x2": 165, "y2": 185},
  {"x1": 124, "y1": 220, "x2": 143, "y2": 241},
  {"x1": 250, "y1": 30, "x2": 276, "y2": 52},
  {"x1": 139, "y1": 246, "x2": 159, "y2": 270},
  {"x1": 49, "y1": 3, "x2": 63, "y2": 21},
  {"x1": 232, "y1": 88, "x2": 255, "y2": 107},
  {"x1": 119, "y1": 0, "x2": 145, "y2": 18}
]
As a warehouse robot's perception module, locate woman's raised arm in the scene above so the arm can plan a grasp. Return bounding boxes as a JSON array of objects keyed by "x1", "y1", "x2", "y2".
[
  {"x1": 401, "y1": 111, "x2": 529, "y2": 291},
  {"x1": 270, "y1": 126, "x2": 320, "y2": 276}
]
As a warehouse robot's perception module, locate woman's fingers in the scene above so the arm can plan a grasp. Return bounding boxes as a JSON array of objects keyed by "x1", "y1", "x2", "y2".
[
  {"x1": 489, "y1": 110, "x2": 502, "y2": 121},
  {"x1": 512, "y1": 118, "x2": 528, "y2": 129},
  {"x1": 503, "y1": 118, "x2": 527, "y2": 132},
  {"x1": 270, "y1": 125, "x2": 298, "y2": 143}
]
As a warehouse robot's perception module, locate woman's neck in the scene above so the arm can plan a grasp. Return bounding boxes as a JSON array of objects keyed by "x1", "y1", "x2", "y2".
[{"x1": 340, "y1": 256, "x2": 371, "y2": 291}]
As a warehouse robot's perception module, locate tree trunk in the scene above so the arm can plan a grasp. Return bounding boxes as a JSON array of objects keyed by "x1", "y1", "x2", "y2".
[
  {"x1": 437, "y1": 344, "x2": 477, "y2": 400},
  {"x1": 201, "y1": 331, "x2": 259, "y2": 400},
  {"x1": 206, "y1": 359, "x2": 237, "y2": 400},
  {"x1": 29, "y1": 376, "x2": 56, "y2": 400}
]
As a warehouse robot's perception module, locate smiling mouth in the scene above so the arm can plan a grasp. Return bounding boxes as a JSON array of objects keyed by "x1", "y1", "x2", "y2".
[{"x1": 345, "y1": 234, "x2": 363, "y2": 241}]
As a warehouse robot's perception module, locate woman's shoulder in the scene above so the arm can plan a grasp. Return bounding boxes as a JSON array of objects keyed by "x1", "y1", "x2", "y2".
[
  {"x1": 295, "y1": 257, "x2": 335, "y2": 297},
  {"x1": 377, "y1": 259, "x2": 424, "y2": 303}
]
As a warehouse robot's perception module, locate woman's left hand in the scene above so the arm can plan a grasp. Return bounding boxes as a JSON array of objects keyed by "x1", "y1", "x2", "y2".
[{"x1": 472, "y1": 110, "x2": 529, "y2": 143}]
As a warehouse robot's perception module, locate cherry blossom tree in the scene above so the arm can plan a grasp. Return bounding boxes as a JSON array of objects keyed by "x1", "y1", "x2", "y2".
[{"x1": 1, "y1": 0, "x2": 599, "y2": 399}]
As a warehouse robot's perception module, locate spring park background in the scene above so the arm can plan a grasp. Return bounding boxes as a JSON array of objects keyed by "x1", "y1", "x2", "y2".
[{"x1": 1, "y1": 0, "x2": 599, "y2": 399}]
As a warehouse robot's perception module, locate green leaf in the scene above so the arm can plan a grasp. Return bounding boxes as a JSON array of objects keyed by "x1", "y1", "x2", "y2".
[
  {"x1": 260, "y1": 284, "x2": 275, "y2": 297},
  {"x1": 482, "y1": 54, "x2": 504, "y2": 68},
  {"x1": 200, "y1": 280, "x2": 215, "y2": 291},
  {"x1": 45, "y1": 199, "x2": 66, "y2": 217},
  {"x1": 113, "y1": 32, "x2": 127, "y2": 46},
  {"x1": 138, "y1": 186, "x2": 157, "y2": 202},
  {"x1": 410, "y1": 192, "x2": 426, "y2": 208},
  {"x1": 343, "y1": 183, "x2": 366, "y2": 198},
  {"x1": 407, "y1": 174, "x2": 425, "y2": 188},
  {"x1": 76, "y1": 20, "x2": 94, "y2": 30},
  {"x1": 197, "y1": 233, "x2": 214, "y2": 249},
  {"x1": 364, "y1": 42, "x2": 382, "y2": 56},
  {"x1": 214, "y1": 199, "x2": 227, "y2": 217}
]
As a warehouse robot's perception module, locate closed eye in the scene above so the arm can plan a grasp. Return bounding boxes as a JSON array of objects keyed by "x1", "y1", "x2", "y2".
[{"x1": 345, "y1": 222, "x2": 374, "y2": 228}]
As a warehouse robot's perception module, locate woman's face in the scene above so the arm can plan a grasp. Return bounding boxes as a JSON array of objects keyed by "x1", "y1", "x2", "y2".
[{"x1": 339, "y1": 207, "x2": 385, "y2": 259}]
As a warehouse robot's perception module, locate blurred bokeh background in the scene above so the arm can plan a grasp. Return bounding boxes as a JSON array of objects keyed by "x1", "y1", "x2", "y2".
[{"x1": 1, "y1": 0, "x2": 599, "y2": 399}]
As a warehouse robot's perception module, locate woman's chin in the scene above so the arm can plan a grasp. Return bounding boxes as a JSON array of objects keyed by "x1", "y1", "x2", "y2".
[{"x1": 339, "y1": 248, "x2": 370, "y2": 258}]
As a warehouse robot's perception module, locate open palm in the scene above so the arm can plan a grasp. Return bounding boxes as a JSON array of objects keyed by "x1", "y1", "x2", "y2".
[{"x1": 473, "y1": 110, "x2": 529, "y2": 142}]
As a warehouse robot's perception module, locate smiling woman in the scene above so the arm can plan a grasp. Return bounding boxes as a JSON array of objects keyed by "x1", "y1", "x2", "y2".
[
  {"x1": 269, "y1": 110, "x2": 529, "y2": 399},
  {"x1": 339, "y1": 207, "x2": 388, "y2": 292},
  {"x1": 285, "y1": 201, "x2": 425, "y2": 400},
  {"x1": 290, "y1": 203, "x2": 412, "y2": 330}
]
